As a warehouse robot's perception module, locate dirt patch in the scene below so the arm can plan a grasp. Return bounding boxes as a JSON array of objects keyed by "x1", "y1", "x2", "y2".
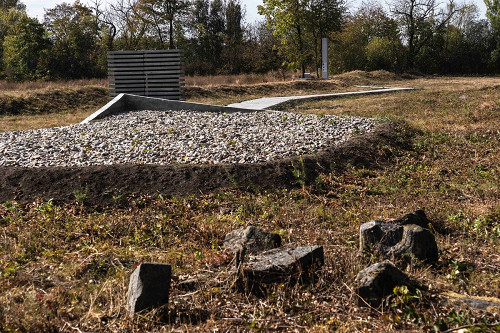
[{"x1": 0, "y1": 122, "x2": 412, "y2": 206}]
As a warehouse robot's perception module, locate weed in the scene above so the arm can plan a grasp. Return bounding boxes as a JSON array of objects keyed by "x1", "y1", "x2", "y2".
[
  {"x1": 291, "y1": 158, "x2": 306, "y2": 186},
  {"x1": 73, "y1": 187, "x2": 88, "y2": 203}
]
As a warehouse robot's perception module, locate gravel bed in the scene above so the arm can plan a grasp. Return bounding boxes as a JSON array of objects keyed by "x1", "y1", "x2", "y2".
[{"x1": 0, "y1": 110, "x2": 376, "y2": 167}]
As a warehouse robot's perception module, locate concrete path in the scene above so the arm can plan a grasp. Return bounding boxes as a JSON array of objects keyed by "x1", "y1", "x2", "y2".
[{"x1": 227, "y1": 87, "x2": 415, "y2": 110}]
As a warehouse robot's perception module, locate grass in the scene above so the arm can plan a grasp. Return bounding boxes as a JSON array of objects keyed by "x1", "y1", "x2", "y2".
[
  {"x1": 184, "y1": 70, "x2": 292, "y2": 86},
  {"x1": 0, "y1": 72, "x2": 499, "y2": 331}
]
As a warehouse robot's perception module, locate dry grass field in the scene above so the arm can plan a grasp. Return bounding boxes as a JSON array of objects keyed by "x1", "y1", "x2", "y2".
[{"x1": 0, "y1": 72, "x2": 499, "y2": 332}]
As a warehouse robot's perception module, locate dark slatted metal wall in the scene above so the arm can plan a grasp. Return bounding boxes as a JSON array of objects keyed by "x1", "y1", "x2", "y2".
[{"x1": 108, "y1": 49, "x2": 184, "y2": 100}]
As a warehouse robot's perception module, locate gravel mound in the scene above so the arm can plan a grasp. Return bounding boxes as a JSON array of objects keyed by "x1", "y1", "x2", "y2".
[{"x1": 0, "y1": 110, "x2": 376, "y2": 167}]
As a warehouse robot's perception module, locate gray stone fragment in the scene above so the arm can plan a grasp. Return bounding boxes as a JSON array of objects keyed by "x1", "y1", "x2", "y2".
[
  {"x1": 177, "y1": 278, "x2": 199, "y2": 292},
  {"x1": 242, "y1": 245, "x2": 324, "y2": 283},
  {"x1": 391, "y1": 209, "x2": 431, "y2": 229},
  {"x1": 441, "y1": 291, "x2": 500, "y2": 311},
  {"x1": 359, "y1": 220, "x2": 403, "y2": 253},
  {"x1": 355, "y1": 261, "x2": 409, "y2": 307},
  {"x1": 359, "y1": 212, "x2": 439, "y2": 264},
  {"x1": 387, "y1": 224, "x2": 438, "y2": 263},
  {"x1": 223, "y1": 226, "x2": 281, "y2": 254},
  {"x1": 127, "y1": 263, "x2": 171, "y2": 316}
]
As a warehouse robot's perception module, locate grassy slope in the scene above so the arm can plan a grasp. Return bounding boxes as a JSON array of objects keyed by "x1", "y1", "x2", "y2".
[{"x1": 0, "y1": 73, "x2": 499, "y2": 332}]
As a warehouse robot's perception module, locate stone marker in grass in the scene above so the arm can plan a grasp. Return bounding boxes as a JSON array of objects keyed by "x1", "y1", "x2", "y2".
[{"x1": 127, "y1": 263, "x2": 171, "y2": 316}]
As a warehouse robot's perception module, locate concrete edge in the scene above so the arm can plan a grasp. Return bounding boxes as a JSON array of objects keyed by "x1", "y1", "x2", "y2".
[{"x1": 81, "y1": 93, "x2": 259, "y2": 124}]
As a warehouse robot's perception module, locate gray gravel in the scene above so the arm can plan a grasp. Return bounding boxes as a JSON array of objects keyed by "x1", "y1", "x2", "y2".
[{"x1": 0, "y1": 110, "x2": 376, "y2": 167}]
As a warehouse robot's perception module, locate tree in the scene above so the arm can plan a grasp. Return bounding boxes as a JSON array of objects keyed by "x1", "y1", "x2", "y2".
[
  {"x1": 330, "y1": 3, "x2": 401, "y2": 72},
  {"x1": 484, "y1": 0, "x2": 500, "y2": 70},
  {"x1": 0, "y1": 0, "x2": 25, "y2": 11},
  {"x1": 137, "y1": 0, "x2": 190, "y2": 48},
  {"x1": 183, "y1": 0, "x2": 226, "y2": 74},
  {"x1": 44, "y1": 1, "x2": 104, "y2": 78},
  {"x1": 223, "y1": 0, "x2": 243, "y2": 73},
  {"x1": 390, "y1": 0, "x2": 466, "y2": 69},
  {"x1": 0, "y1": 7, "x2": 24, "y2": 75},
  {"x1": 258, "y1": 0, "x2": 310, "y2": 76},
  {"x1": 485, "y1": 0, "x2": 500, "y2": 34},
  {"x1": 258, "y1": 0, "x2": 344, "y2": 77},
  {"x1": 2, "y1": 13, "x2": 50, "y2": 80},
  {"x1": 89, "y1": 0, "x2": 117, "y2": 51},
  {"x1": 110, "y1": 0, "x2": 154, "y2": 49},
  {"x1": 305, "y1": 0, "x2": 344, "y2": 76}
]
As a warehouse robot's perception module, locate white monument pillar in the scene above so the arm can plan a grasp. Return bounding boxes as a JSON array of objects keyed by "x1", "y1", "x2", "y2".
[{"x1": 321, "y1": 38, "x2": 328, "y2": 79}]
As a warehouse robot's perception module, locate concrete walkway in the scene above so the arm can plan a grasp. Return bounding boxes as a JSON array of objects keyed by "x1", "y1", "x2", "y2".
[{"x1": 227, "y1": 87, "x2": 415, "y2": 110}]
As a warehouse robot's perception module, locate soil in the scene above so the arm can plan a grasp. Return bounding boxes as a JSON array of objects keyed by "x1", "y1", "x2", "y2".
[{"x1": 0, "y1": 122, "x2": 412, "y2": 206}]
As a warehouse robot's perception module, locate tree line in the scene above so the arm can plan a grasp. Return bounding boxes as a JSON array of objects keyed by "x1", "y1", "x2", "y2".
[{"x1": 0, "y1": 0, "x2": 500, "y2": 81}]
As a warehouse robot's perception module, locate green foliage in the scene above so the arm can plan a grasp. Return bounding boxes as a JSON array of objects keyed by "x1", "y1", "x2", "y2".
[
  {"x1": 258, "y1": 0, "x2": 343, "y2": 75},
  {"x1": 73, "y1": 187, "x2": 88, "y2": 203},
  {"x1": 2, "y1": 12, "x2": 50, "y2": 81},
  {"x1": 330, "y1": 4, "x2": 402, "y2": 73},
  {"x1": 366, "y1": 37, "x2": 399, "y2": 71},
  {"x1": 0, "y1": 0, "x2": 24, "y2": 11},
  {"x1": 44, "y1": 1, "x2": 105, "y2": 79},
  {"x1": 291, "y1": 158, "x2": 306, "y2": 186}
]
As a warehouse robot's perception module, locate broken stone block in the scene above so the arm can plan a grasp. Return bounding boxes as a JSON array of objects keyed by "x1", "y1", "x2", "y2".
[
  {"x1": 359, "y1": 220, "x2": 403, "y2": 253},
  {"x1": 387, "y1": 224, "x2": 439, "y2": 263},
  {"x1": 355, "y1": 261, "x2": 409, "y2": 307},
  {"x1": 391, "y1": 209, "x2": 432, "y2": 229},
  {"x1": 359, "y1": 211, "x2": 439, "y2": 264},
  {"x1": 127, "y1": 263, "x2": 171, "y2": 316},
  {"x1": 242, "y1": 245, "x2": 324, "y2": 283},
  {"x1": 223, "y1": 226, "x2": 281, "y2": 254}
]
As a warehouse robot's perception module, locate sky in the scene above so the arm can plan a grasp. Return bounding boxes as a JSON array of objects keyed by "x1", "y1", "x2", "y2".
[{"x1": 25, "y1": 0, "x2": 488, "y2": 24}]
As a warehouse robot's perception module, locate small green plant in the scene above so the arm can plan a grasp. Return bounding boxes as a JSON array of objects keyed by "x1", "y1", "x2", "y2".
[
  {"x1": 390, "y1": 286, "x2": 425, "y2": 327},
  {"x1": 73, "y1": 187, "x2": 88, "y2": 203},
  {"x1": 3, "y1": 201, "x2": 18, "y2": 211},
  {"x1": 194, "y1": 250, "x2": 204, "y2": 260},
  {"x1": 35, "y1": 199, "x2": 55, "y2": 213},
  {"x1": 291, "y1": 158, "x2": 306, "y2": 186}
]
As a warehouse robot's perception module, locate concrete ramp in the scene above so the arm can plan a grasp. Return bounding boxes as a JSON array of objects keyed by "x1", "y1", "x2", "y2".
[{"x1": 227, "y1": 87, "x2": 415, "y2": 110}]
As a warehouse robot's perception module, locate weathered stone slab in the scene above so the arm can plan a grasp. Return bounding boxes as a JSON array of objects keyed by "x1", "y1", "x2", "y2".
[
  {"x1": 355, "y1": 261, "x2": 409, "y2": 307},
  {"x1": 242, "y1": 245, "x2": 324, "y2": 283},
  {"x1": 127, "y1": 263, "x2": 171, "y2": 316},
  {"x1": 223, "y1": 226, "x2": 281, "y2": 254}
]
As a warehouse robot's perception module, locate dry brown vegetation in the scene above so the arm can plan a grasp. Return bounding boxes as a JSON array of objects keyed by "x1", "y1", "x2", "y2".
[{"x1": 0, "y1": 72, "x2": 499, "y2": 332}]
